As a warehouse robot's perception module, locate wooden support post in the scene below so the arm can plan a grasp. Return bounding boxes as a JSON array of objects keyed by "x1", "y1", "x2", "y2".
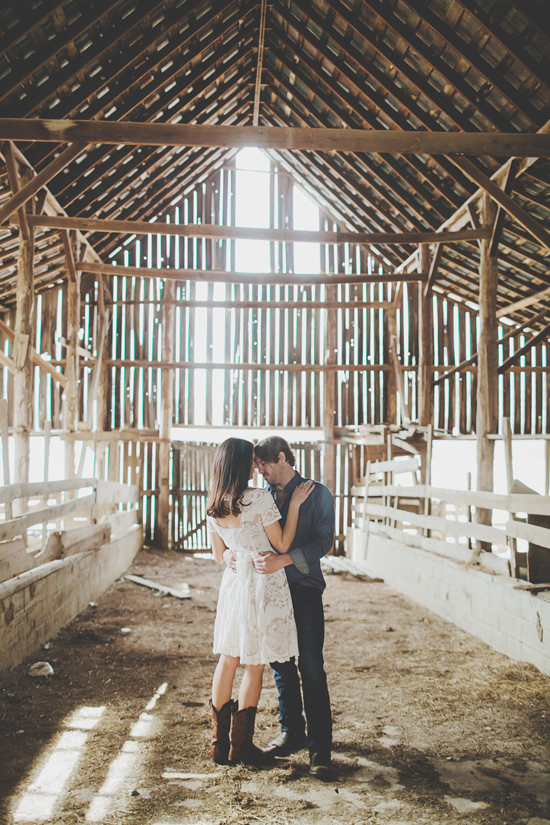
[
  {"x1": 64, "y1": 235, "x2": 80, "y2": 481},
  {"x1": 0, "y1": 400, "x2": 12, "y2": 521},
  {"x1": 158, "y1": 280, "x2": 175, "y2": 548},
  {"x1": 85, "y1": 276, "x2": 110, "y2": 426},
  {"x1": 322, "y1": 285, "x2": 337, "y2": 494},
  {"x1": 503, "y1": 416, "x2": 519, "y2": 576},
  {"x1": 13, "y1": 173, "x2": 34, "y2": 492},
  {"x1": 418, "y1": 244, "x2": 433, "y2": 427},
  {"x1": 386, "y1": 301, "x2": 398, "y2": 426},
  {"x1": 476, "y1": 193, "x2": 499, "y2": 545},
  {"x1": 423, "y1": 423, "x2": 434, "y2": 537}
]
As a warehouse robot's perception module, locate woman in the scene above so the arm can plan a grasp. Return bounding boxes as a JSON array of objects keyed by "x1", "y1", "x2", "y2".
[{"x1": 206, "y1": 437, "x2": 313, "y2": 766}]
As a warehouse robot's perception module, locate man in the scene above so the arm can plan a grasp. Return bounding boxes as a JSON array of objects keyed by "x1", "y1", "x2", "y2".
[{"x1": 225, "y1": 435, "x2": 335, "y2": 780}]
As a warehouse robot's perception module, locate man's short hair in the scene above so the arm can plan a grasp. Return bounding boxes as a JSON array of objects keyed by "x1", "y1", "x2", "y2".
[{"x1": 254, "y1": 436, "x2": 295, "y2": 467}]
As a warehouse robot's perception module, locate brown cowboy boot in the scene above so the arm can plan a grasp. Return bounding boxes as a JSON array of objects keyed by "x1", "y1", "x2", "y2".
[
  {"x1": 228, "y1": 706, "x2": 275, "y2": 766},
  {"x1": 210, "y1": 699, "x2": 233, "y2": 764}
]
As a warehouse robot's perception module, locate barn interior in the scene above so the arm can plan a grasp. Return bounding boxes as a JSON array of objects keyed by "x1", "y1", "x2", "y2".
[{"x1": 1, "y1": 0, "x2": 550, "y2": 822}]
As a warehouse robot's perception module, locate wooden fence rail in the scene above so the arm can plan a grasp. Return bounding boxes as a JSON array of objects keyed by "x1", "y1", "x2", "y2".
[
  {"x1": 350, "y1": 483, "x2": 550, "y2": 581},
  {"x1": 0, "y1": 478, "x2": 140, "y2": 583}
]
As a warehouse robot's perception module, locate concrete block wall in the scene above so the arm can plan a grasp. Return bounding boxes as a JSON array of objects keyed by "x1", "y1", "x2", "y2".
[{"x1": 364, "y1": 533, "x2": 550, "y2": 677}]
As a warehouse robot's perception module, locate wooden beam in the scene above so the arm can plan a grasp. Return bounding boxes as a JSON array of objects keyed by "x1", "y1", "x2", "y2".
[
  {"x1": 489, "y1": 160, "x2": 517, "y2": 257},
  {"x1": 61, "y1": 229, "x2": 78, "y2": 282},
  {"x1": 79, "y1": 261, "x2": 428, "y2": 285},
  {"x1": 418, "y1": 244, "x2": 433, "y2": 427},
  {"x1": 0, "y1": 318, "x2": 67, "y2": 387},
  {"x1": 158, "y1": 281, "x2": 175, "y2": 549},
  {"x1": 25, "y1": 214, "x2": 490, "y2": 246},
  {"x1": 85, "y1": 291, "x2": 109, "y2": 425},
  {"x1": 423, "y1": 242, "x2": 444, "y2": 297},
  {"x1": 2, "y1": 119, "x2": 550, "y2": 155},
  {"x1": 102, "y1": 299, "x2": 394, "y2": 310},
  {"x1": 476, "y1": 193, "x2": 499, "y2": 543},
  {"x1": 64, "y1": 256, "x2": 80, "y2": 479},
  {"x1": 466, "y1": 202, "x2": 481, "y2": 230},
  {"x1": 13, "y1": 204, "x2": 34, "y2": 489},
  {"x1": 448, "y1": 154, "x2": 550, "y2": 252},
  {"x1": 497, "y1": 286, "x2": 550, "y2": 318},
  {"x1": 389, "y1": 334, "x2": 411, "y2": 425},
  {"x1": 0, "y1": 143, "x2": 87, "y2": 227},
  {"x1": 253, "y1": 0, "x2": 268, "y2": 127},
  {"x1": 323, "y1": 284, "x2": 337, "y2": 492},
  {"x1": 104, "y1": 360, "x2": 397, "y2": 372},
  {"x1": 498, "y1": 322, "x2": 550, "y2": 373},
  {"x1": 4, "y1": 142, "x2": 30, "y2": 241}
]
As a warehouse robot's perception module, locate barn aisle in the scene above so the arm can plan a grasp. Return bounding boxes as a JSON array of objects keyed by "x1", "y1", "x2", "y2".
[{"x1": 1, "y1": 549, "x2": 549, "y2": 825}]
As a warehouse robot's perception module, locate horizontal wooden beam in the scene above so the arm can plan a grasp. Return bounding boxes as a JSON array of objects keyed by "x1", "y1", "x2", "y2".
[
  {"x1": 104, "y1": 360, "x2": 395, "y2": 372},
  {"x1": 448, "y1": 154, "x2": 550, "y2": 251},
  {"x1": 26, "y1": 214, "x2": 490, "y2": 246},
  {"x1": 80, "y1": 261, "x2": 427, "y2": 285},
  {"x1": 2, "y1": 119, "x2": 550, "y2": 156},
  {"x1": 58, "y1": 359, "x2": 550, "y2": 374},
  {"x1": 103, "y1": 299, "x2": 394, "y2": 310}
]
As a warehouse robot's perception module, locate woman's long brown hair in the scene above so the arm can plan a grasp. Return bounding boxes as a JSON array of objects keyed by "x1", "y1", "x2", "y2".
[{"x1": 206, "y1": 438, "x2": 254, "y2": 518}]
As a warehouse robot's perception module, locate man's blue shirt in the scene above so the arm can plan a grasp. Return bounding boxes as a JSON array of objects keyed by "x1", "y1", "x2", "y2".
[{"x1": 268, "y1": 472, "x2": 335, "y2": 591}]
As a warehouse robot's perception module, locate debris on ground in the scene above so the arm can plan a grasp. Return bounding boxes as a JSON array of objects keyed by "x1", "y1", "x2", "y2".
[{"x1": 1, "y1": 548, "x2": 549, "y2": 825}]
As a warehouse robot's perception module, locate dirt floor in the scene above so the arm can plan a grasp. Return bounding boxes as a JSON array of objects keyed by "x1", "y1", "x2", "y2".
[{"x1": 1, "y1": 548, "x2": 550, "y2": 825}]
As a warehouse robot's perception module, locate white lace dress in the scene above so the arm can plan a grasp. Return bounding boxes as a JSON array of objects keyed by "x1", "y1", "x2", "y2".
[{"x1": 207, "y1": 487, "x2": 299, "y2": 666}]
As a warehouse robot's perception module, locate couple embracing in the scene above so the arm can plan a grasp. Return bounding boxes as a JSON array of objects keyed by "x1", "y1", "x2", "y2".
[{"x1": 206, "y1": 436, "x2": 335, "y2": 781}]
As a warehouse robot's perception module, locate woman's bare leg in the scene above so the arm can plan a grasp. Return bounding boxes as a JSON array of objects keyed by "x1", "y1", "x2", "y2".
[
  {"x1": 212, "y1": 654, "x2": 240, "y2": 709},
  {"x1": 238, "y1": 664, "x2": 265, "y2": 709}
]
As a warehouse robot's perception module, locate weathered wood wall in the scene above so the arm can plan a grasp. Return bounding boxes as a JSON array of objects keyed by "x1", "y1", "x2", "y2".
[{"x1": 1, "y1": 161, "x2": 549, "y2": 550}]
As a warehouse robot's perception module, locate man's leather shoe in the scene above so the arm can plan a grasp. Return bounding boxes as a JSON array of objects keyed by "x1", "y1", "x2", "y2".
[
  {"x1": 309, "y1": 753, "x2": 334, "y2": 781},
  {"x1": 262, "y1": 730, "x2": 306, "y2": 756}
]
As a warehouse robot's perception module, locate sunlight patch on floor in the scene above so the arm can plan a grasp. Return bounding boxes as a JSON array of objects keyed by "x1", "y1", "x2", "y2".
[
  {"x1": 11, "y1": 707, "x2": 105, "y2": 822},
  {"x1": 85, "y1": 683, "x2": 168, "y2": 822}
]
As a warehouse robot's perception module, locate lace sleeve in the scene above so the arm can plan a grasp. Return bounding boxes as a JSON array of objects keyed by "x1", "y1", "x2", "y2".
[
  {"x1": 206, "y1": 515, "x2": 219, "y2": 534},
  {"x1": 256, "y1": 490, "x2": 281, "y2": 527}
]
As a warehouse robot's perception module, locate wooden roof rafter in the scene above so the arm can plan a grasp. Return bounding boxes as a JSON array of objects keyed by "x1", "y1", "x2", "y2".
[
  {"x1": 30, "y1": 33, "x2": 257, "y2": 210},
  {"x1": 1, "y1": 0, "x2": 550, "y2": 310},
  {"x1": 52, "y1": 50, "x2": 256, "y2": 216},
  {"x1": 448, "y1": 0, "x2": 550, "y2": 92},
  {"x1": 271, "y1": 0, "x2": 486, "y2": 202},
  {"x1": 13, "y1": 0, "x2": 252, "y2": 122},
  {"x1": 358, "y1": 0, "x2": 547, "y2": 131},
  {"x1": 263, "y1": 57, "x2": 458, "y2": 228},
  {"x1": 321, "y1": 0, "x2": 535, "y2": 133}
]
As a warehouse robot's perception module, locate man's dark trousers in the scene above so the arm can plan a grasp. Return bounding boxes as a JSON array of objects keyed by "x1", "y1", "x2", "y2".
[{"x1": 270, "y1": 582, "x2": 332, "y2": 759}]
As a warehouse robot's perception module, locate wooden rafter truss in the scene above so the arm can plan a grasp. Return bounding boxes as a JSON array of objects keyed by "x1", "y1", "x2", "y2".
[{"x1": 0, "y1": 0, "x2": 549, "y2": 330}]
